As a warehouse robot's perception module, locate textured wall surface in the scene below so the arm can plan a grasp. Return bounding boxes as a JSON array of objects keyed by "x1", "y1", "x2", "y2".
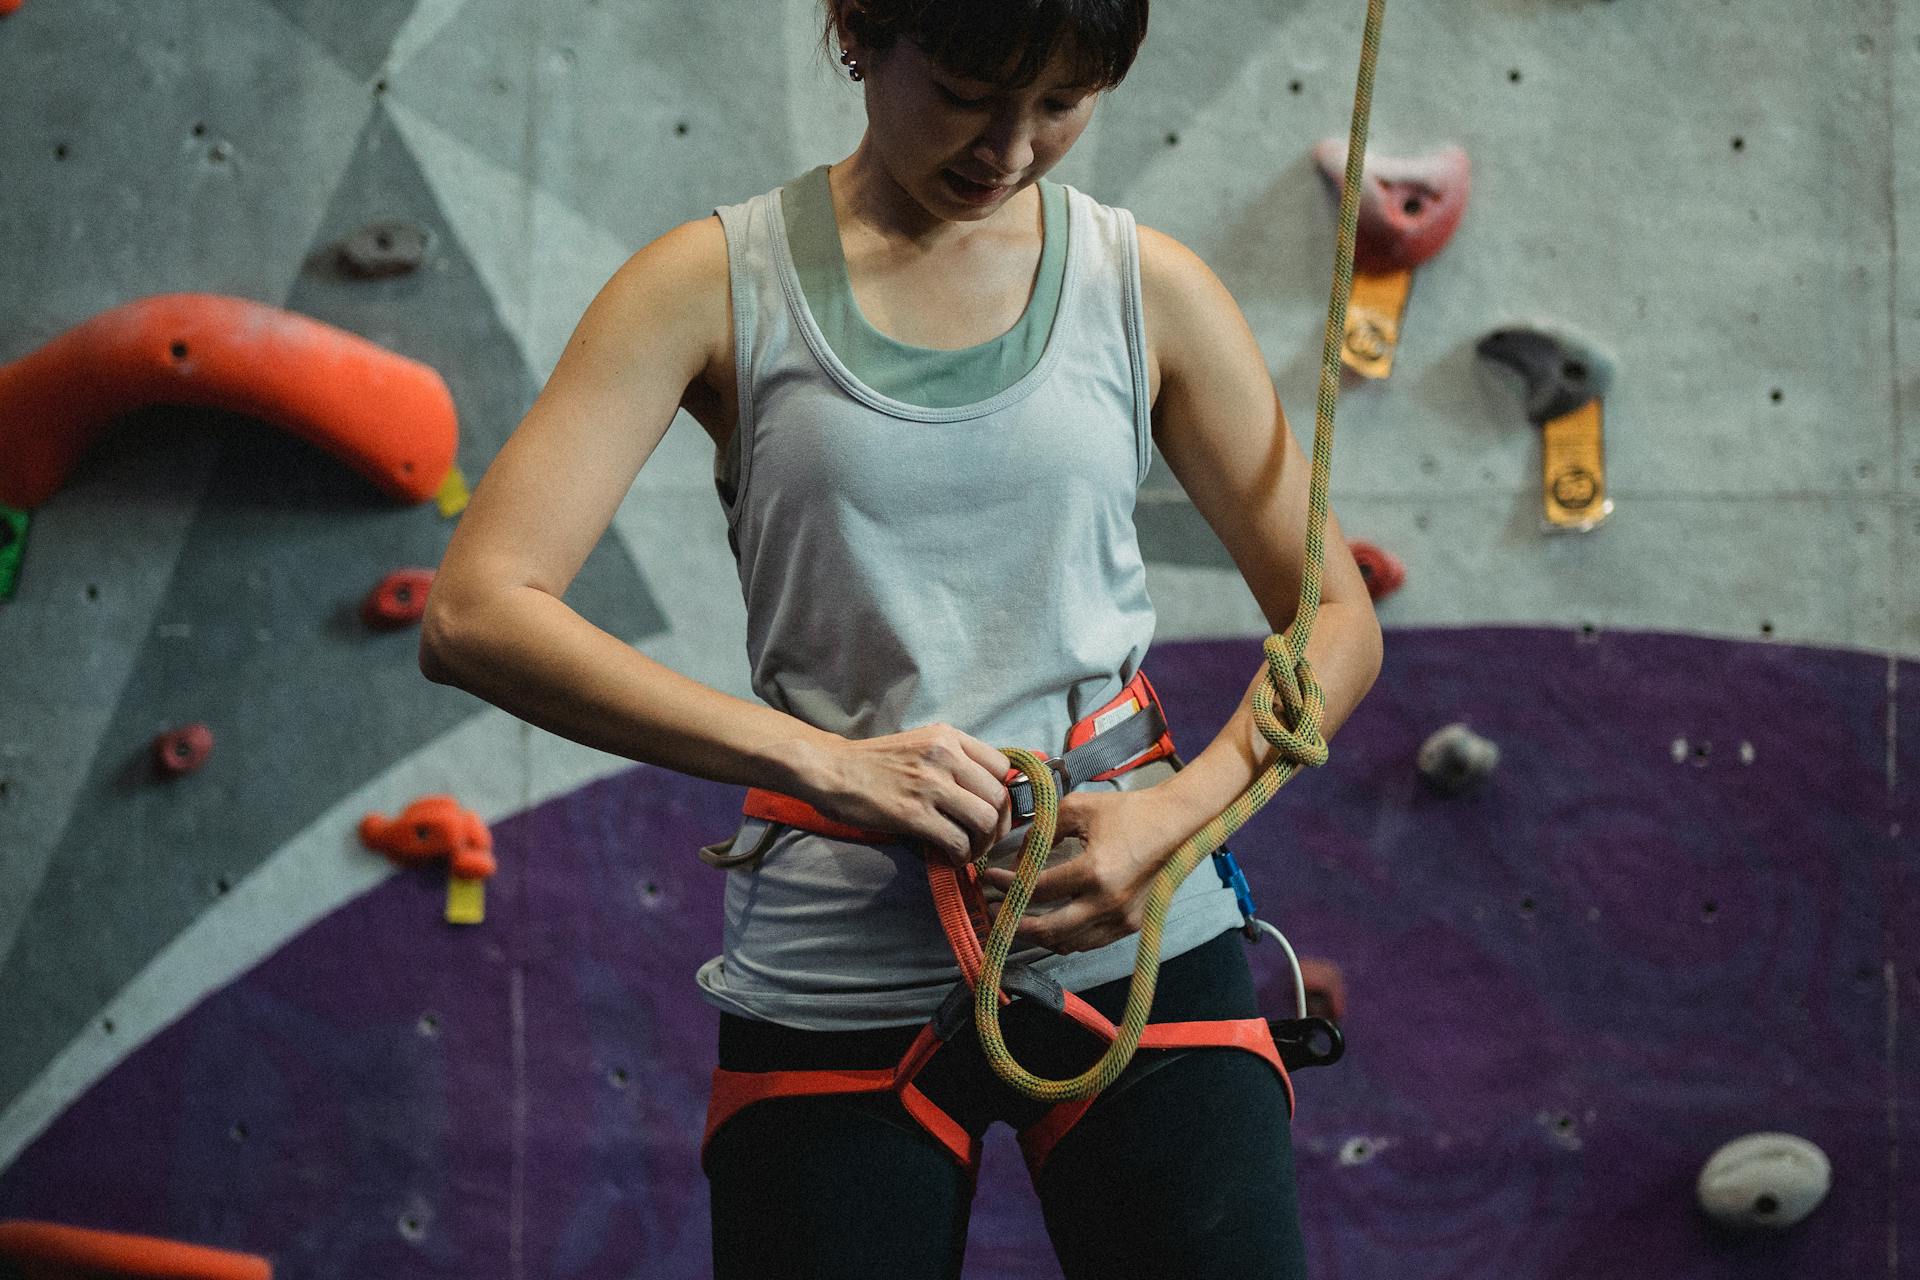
[
  {"x1": 1, "y1": 0, "x2": 1914, "y2": 1276},
  {"x1": 1, "y1": 632, "x2": 1911, "y2": 1278}
]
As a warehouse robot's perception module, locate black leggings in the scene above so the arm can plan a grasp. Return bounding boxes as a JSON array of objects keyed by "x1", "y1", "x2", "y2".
[{"x1": 706, "y1": 929, "x2": 1308, "y2": 1280}]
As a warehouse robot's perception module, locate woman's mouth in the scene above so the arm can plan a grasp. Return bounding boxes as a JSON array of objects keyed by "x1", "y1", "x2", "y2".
[{"x1": 943, "y1": 169, "x2": 1012, "y2": 204}]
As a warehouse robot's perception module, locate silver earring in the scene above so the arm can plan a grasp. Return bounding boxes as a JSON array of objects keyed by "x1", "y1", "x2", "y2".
[{"x1": 840, "y1": 49, "x2": 863, "y2": 81}]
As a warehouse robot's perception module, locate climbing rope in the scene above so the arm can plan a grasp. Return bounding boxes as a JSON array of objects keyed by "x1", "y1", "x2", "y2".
[{"x1": 970, "y1": 0, "x2": 1388, "y2": 1101}]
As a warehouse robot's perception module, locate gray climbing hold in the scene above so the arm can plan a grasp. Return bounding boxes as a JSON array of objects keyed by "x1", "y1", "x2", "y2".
[
  {"x1": 1475, "y1": 327, "x2": 1613, "y2": 426},
  {"x1": 1417, "y1": 723, "x2": 1499, "y2": 793},
  {"x1": 1697, "y1": 1132, "x2": 1831, "y2": 1230},
  {"x1": 339, "y1": 220, "x2": 434, "y2": 279}
]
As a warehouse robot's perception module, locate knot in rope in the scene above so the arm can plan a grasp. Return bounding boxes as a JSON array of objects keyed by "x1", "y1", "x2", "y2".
[{"x1": 1256, "y1": 631, "x2": 1330, "y2": 770}]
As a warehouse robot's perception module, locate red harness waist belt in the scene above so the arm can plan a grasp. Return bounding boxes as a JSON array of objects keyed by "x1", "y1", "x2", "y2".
[{"x1": 702, "y1": 670, "x2": 1294, "y2": 1177}]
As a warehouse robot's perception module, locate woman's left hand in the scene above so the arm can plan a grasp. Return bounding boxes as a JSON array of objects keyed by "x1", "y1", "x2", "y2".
[{"x1": 978, "y1": 786, "x2": 1186, "y2": 954}]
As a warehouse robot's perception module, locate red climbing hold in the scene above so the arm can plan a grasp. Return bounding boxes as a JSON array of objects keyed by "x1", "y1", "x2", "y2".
[
  {"x1": 362, "y1": 568, "x2": 435, "y2": 628},
  {"x1": 1299, "y1": 957, "x2": 1346, "y2": 1022},
  {"x1": 1310, "y1": 141, "x2": 1471, "y2": 274},
  {"x1": 1349, "y1": 540, "x2": 1405, "y2": 601},
  {"x1": 0, "y1": 1, "x2": 25, "y2": 16},
  {"x1": 152, "y1": 723, "x2": 214, "y2": 777},
  {"x1": 360, "y1": 795, "x2": 496, "y2": 880}
]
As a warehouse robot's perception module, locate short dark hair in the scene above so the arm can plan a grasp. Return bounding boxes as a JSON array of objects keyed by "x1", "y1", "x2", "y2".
[{"x1": 821, "y1": 0, "x2": 1150, "y2": 92}]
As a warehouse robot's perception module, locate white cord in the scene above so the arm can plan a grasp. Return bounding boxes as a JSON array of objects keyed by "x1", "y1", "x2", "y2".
[{"x1": 1252, "y1": 917, "x2": 1308, "y2": 1019}]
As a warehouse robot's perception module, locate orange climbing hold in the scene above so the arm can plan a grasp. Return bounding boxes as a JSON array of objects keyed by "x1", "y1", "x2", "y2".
[
  {"x1": 359, "y1": 795, "x2": 495, "y2": 880},
  {"x1": 0, "y1": 1, "x2": 24, "y2": 16},
  {"x1": 0, "y1": 1219, "x2": 271, "y2": 1279},
  {"x1": 0, "y1": 294, "x2": 457, "y2": 510}
]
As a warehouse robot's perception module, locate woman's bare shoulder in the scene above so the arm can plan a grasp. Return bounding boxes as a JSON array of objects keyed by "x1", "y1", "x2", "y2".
[
  {"x1": 1133, "y1": 222, "x2": 1219, "y2": 403},
  {"x1": 601, "y1": 214, "x2": 731, "y2": 362}
]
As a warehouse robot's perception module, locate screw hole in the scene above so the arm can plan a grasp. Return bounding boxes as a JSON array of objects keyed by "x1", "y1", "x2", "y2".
[
  {"x1": 1165, "y1": 132, "x2": 1179, "y2": 146},
  {"x1": 54, "y1": 143, "x2": 70, "y2": 160},
  {"x1": 1508, "y1": 68, "x2": 1522, "y2": 83},
  {"x1": 170, "y1": 341, "x2": 189, "y2": 361},
  {"x1": 1732, "y1": 136, "x2": 1745, "y2": 151}
]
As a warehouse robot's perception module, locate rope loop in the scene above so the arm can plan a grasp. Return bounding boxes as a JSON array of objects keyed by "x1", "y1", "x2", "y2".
[
  {"x1": 1257, "y1": 631, "x2": 1330, "y2": 769},
  {"x1": 959, "y1": 0, "x2": 1384, "y2": 1101}
]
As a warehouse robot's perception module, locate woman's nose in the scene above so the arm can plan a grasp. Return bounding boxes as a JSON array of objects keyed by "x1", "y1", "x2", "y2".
[{"x1": 974, "y1": 114, "x2": 1037, "y2": 177}]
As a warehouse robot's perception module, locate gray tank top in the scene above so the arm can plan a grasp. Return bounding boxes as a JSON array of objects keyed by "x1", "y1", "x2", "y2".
[{"x1": 695, "y1": 172, "x2": 1245, "y2": 1030}]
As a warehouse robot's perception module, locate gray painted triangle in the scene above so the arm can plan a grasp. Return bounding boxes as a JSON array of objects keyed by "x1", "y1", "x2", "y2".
[
  {"x1": 259, "y1": 0, "x2": 423, "y2": 81},
  {"x1": 0, "y1": 104, "x2": 664, "y2": 1105}
]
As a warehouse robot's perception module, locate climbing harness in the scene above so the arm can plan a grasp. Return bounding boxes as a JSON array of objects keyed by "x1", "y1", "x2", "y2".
[
  {"x1": 702, "y1": 0, "x2": 1385, "y2": 1159},
  {"x1": 702, "y1": 675, "x2": 1338, "y2": 1177}
]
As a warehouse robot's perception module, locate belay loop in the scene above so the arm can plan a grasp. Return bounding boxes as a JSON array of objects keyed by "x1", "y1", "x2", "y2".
[{"x1": 967, "y1": 0, "x2": 1386, "y2": 1100}]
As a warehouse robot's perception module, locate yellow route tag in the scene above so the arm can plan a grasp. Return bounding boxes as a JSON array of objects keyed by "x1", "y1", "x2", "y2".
[
  {"x1": 445, "y1": 875, "x2": 486, "y2": 925},
  {"x1": 1340, "y1": 267, "x2": 1414, "y2": 379},
  {"x1": 434, "y1": 465, "x2": 471, "y2": 519},
  {"x1": 1541, "y1": 399, "x2": 1611, "y2": 532}
]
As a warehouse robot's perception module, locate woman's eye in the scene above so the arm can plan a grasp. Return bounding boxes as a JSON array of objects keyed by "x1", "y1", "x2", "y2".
[{"x1": 939, "y1": 85, "x2": 990, "y2": 107}]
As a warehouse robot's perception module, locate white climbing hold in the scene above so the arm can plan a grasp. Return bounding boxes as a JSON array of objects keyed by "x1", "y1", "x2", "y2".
[
  {"x1": 1417, "y1": 723, "x2": 1499, "y2": 793},
  {"x1": 1697, "y1": 1132, "x2": 1830, "y2": 1230}
]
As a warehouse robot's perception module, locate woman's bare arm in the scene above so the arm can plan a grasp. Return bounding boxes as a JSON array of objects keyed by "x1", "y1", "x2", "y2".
[
  {"x1": 1134, "y1": 223, "x2": 1384, "y2": 840},
  {"x1": 418, "y1": 216, "x2": 840, "y2": 794},
  {"x1": 418, "y1": 216, "x2": 1011, "y2": 859}
]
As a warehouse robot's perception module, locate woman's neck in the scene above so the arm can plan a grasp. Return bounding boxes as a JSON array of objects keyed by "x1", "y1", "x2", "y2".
[{"x1": 828, "y1": 144, "x2": 1037, "y2": 257}]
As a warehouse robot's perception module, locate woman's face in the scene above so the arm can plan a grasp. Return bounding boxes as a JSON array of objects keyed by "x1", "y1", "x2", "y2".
[{"x1": 857, "y1": 33, "x2": 1102, "y2": 221}]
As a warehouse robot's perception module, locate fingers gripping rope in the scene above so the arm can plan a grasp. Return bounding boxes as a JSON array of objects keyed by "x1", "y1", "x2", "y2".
[{"x1": 967, "y1": 0, "x2": 1384, "y2": 1101}]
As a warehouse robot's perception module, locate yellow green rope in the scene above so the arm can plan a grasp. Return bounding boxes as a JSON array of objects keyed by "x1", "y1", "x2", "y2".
[{"x1": 973, "y1": 0, "x2": 1387, "y2": 1101}]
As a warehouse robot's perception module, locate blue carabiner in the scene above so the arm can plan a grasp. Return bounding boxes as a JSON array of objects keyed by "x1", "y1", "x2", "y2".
[{"x1": 1210, "y1": 844, "x2": 1259, "y2": 936}]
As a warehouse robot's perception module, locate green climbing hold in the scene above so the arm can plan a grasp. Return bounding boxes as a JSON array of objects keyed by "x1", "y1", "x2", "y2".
[{"x1": 0, "y1": 505, "x2": 28, "y2": 600}]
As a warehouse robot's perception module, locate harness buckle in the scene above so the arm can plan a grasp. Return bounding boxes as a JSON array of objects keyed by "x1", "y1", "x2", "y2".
[{"x1": 1005, "y1": 755, "x2": 1070, "y2": 822}]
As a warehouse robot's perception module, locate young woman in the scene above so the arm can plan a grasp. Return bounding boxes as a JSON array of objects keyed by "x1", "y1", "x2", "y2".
[{"x1": 422, "y1": 1, "x2": 1382, "y2": 1275}]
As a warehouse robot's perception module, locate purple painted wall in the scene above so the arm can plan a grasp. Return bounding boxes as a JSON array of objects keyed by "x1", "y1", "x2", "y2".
[{"x1": 3, "y1": 627, "x2": 1912, "y2": 1278}]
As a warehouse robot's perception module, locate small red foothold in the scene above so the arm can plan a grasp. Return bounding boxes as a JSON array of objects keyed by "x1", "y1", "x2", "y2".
[
  {"x1": 153, "y1": 723, "x2": 214, "y2": 776},
  {"x1": 362, "y1": 568, "x2": 435, "y2": 628},
  {"x1": 1349, "y1": 540, "x2": 1405, "y2": 601},
  {"x1": 1299, "y1": 957, "x2": 1346, "y2": 1022},
  {"x1": 0, "y1": 0, "x2": 24, "y2": 17}
]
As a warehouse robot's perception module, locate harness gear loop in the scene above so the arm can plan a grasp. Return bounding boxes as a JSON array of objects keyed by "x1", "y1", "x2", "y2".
[{"x1": 965, "y1": 0, "x2": 1386, "y2": 1101}]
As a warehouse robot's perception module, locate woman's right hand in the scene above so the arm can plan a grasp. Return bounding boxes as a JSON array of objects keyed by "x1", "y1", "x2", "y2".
[{"x1": 796, "y1": 725, "x2": 1015, "y2": 866}]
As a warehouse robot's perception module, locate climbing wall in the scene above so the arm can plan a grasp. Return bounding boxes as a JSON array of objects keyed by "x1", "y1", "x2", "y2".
[{"x1": 0, "y1": 1, "x2": 1913, "y2": 1278}]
